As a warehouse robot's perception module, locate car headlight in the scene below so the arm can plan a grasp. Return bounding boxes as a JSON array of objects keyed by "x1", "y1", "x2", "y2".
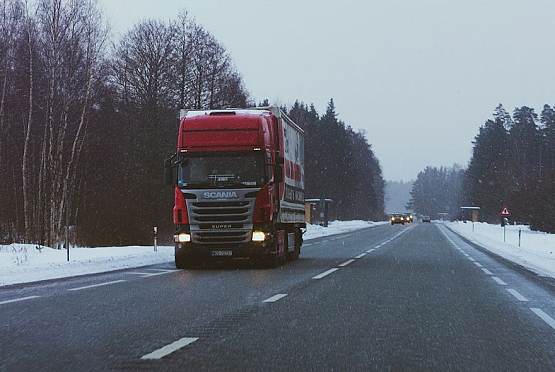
[
  {"x1": 174, "y1": 233, "x2": 191, "y2": 243},
  {"x1": 252, "y1": 231, "x2": 266, "y2": 242}
]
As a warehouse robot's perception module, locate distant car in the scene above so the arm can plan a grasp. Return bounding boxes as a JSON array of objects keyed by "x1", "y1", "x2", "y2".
[
  {"x1": 403, "y1": 213, "x2": 413, "y2": 223},
  {"x1": 422, "y1": 216, "x2": 431, "y2": 223},
  {"x1": 390, "y1": 213, "x2": 405, "y2": 225}
]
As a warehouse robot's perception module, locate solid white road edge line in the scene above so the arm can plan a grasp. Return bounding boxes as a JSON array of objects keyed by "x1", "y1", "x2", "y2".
[
  {"x1": 146, "y1": 269, "x2": 179, "y2": 272},
  {"x1": 339, "y1": 259, "x2": 356, "y2": 267},
  {"x1": 141, "y1": 337, "x2": 199, "y2": 360},
  {"x1": 354, "y1": 253, "x2": 367, "y2": 259},
  {"x1": 313, "y1": 268, "x2": 339, "y2": 279},
  {"x1": 492, "y1": 277, "x2": 507, "y2": 286},
  {"x1": 138, "y1": 271, "x2": 178, "y2": 278},
  {"x1": 68, "y1": 280, "x2": 127, "y2": 291},
  {"x1": 263, "y1": 294, "x2": 288, "y2": 303},
  {"x1": 507, "y1": 289, "x2": 529, "y2": 302},
  {"x1": 482, "y1": 268, "x2": 493, "y2": 275},
  {"x1": 531, "y1": 308, "x2": 555, "y2": 330},
  {"x1": 0, "y1": 295, "x2": 41, "y2": 305}
]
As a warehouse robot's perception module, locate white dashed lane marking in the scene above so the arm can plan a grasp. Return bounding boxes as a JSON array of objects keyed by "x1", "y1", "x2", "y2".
[
  {"x1": 313, "y1": 268, "x2": 339, "y2": 279},
  {"x1": 68, "y1": 280, "x2": 127, "y2": 291},
  {"x1": 0, "y1": 296, "x2": 41, "y2": 305},
  {"x1": 492, "y1": 277, "x2": 507, "y2": 286},
  {"x1": 263, "y1": 294, "x2": 288, "y2": 303},
  {"x1": 141, "y1": 337, "x2": 199, "y2": 360},
  {"x1": 473, "y1": 262, "x2": 483, "y2": 268},
  {"x1": 354, "y1": 253, "x2": 367, "y2": 259},
  {"x1": 339, "y1": 259, "x2": 356, "y2": 267},
  {"x1": 366, "y1": 249, "x2": 375, "y2": 253},
  {"x1": 482, "y1": 268, "x2": 493, "y2": 275},
  {"x1": 531, "y1": 308, "x2": 555, "y2": 330},
  {"x1": 507, "y1": 289, "x2": 529, "y2": 302}
]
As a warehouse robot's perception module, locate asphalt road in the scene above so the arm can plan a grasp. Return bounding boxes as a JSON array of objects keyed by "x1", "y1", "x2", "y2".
[{"x1": 2, "y1": 222, "x2": 555, "y2": 371}]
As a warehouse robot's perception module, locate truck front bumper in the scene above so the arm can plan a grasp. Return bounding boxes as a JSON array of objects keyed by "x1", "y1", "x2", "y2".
[{"x1": 175, "y1": 241, "x2": 271, "y2": 260}]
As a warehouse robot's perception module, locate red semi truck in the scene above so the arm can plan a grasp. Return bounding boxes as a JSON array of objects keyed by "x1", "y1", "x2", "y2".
[{"x1": 164, "y1": 107, "x2": 306, "y2": 268}]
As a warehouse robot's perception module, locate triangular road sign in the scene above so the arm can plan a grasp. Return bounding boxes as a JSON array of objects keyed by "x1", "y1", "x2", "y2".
[{"x1": 500, "y1": 205, "x2": 511, "y2": 216}]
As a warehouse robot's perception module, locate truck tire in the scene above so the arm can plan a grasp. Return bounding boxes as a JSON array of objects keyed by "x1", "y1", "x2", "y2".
[
  {"x1": 293, "y1": 228, "x2": 301, "y2": 260},
  {"x1": 262, "y1": 231, "x2": 281, "y2": 268},
  {"x1": 285, "y1": 231, "x2": 294, "y2": 262},
  {"x1": 265, "y1": 253, "x2": 279, "y2": 268}
]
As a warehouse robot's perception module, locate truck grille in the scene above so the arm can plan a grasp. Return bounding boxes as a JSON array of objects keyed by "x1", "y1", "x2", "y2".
[{"x1": 189, "y1": 200, "x2": 254, "y2": 244}]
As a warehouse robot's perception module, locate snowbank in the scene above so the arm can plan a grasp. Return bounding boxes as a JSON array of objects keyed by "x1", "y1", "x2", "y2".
[
  {"x1": 304, "y1": 220, "x2": 387, "y2": 241},
  {"x1": 0, "y1": 245, "x2": 174, "y2": 287},
  {"x1": 0, "y1": 220, "x2": 385, "y2": 287},
  {"x1": 445, "y1": 221, "x2": 555, "y2": 279}
]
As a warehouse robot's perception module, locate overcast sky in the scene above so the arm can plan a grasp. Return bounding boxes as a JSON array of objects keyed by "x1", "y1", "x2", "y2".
[{"x1": 99, "y1": 0, "x2": 555, "y2": 181}]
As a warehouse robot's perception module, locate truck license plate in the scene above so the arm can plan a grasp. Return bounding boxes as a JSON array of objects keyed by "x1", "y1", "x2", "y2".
[{"x1": 211, "y1": 250, "x2": 232, "y2": 257}]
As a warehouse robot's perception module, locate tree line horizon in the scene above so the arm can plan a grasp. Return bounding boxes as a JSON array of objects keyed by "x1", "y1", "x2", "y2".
[{"x1": 407, "y1": 103, "x2": 555, "y2": 233}]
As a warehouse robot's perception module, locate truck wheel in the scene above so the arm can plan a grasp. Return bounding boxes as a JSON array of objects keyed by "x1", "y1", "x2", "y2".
[
  {"x1": 293, "y1": 228, "x2": 301, "y2": 260},
  {"x1": 262, "y1": 252, "x2": 279, "y2": 268},
  {"x1": 285, "y1": 232, "x2": 294, "y2": 262},
  {"x1": 263, "y1": 231, "x2": 282, "y2": 268}
]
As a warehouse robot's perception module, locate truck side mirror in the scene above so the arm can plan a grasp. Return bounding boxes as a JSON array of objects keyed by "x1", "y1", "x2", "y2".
[{"x1": 164, "y1": 158, "x2": 173, "y2": 186}]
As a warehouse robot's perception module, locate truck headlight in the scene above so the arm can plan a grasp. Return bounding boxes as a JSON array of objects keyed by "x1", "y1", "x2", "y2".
[
  {"x1": 252, "y1": 231, "x2": 266, "y2": 242},
  {"x1": 174, "y1": 233, "x2": 191, "y2": 243}
]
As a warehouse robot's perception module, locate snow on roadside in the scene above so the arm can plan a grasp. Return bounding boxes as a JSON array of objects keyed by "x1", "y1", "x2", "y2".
[
  {"x1": 304, "y1": 220, "x2": 387, "y2": 241},
  {"x1": 445, "y1": 221, "x2": 555, "y2": 279},
  {"x1": 0, "y1": 220, "x2": 385, "y2": 287},
  {"x1": 0, "y1": 245, "x2": 174, "y2": 287}
]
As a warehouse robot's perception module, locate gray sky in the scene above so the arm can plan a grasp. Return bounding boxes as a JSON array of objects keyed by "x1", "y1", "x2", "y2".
[{"x1": 99, "y1": 0, "x2": 555, "y2": 181}]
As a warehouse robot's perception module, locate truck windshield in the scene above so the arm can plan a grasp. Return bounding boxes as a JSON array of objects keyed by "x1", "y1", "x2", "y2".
[{"x1": 177, "y1": 151, "x2": 267, "y2": 189}]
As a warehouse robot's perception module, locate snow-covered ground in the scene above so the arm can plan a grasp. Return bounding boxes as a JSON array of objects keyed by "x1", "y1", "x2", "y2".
[
  {"x1": 303, "y1": 220, "x2": 387, "y2": 240},
  {"x1": 0, "y1": 220, "x2": 384, "y2": 287},
  {"x1": 445, "y1": 221, "x2": 555, "y2": 279}
]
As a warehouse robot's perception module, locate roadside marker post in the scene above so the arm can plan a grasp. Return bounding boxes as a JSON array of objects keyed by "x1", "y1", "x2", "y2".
[
  {"x1": 154, "y1": 227, "x2": 158, "y2": 252},
  {"x1": 66, "y1": 183, "x2": 70, "y2": 262},
  {"x1": 519, "y1": 228, "x2": 522, "y2": 247}
]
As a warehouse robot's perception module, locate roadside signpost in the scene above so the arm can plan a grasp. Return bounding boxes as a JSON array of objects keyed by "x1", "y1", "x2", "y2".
[{"x1": 500, "y1": 205, "x2": 512, "y2": 242}]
